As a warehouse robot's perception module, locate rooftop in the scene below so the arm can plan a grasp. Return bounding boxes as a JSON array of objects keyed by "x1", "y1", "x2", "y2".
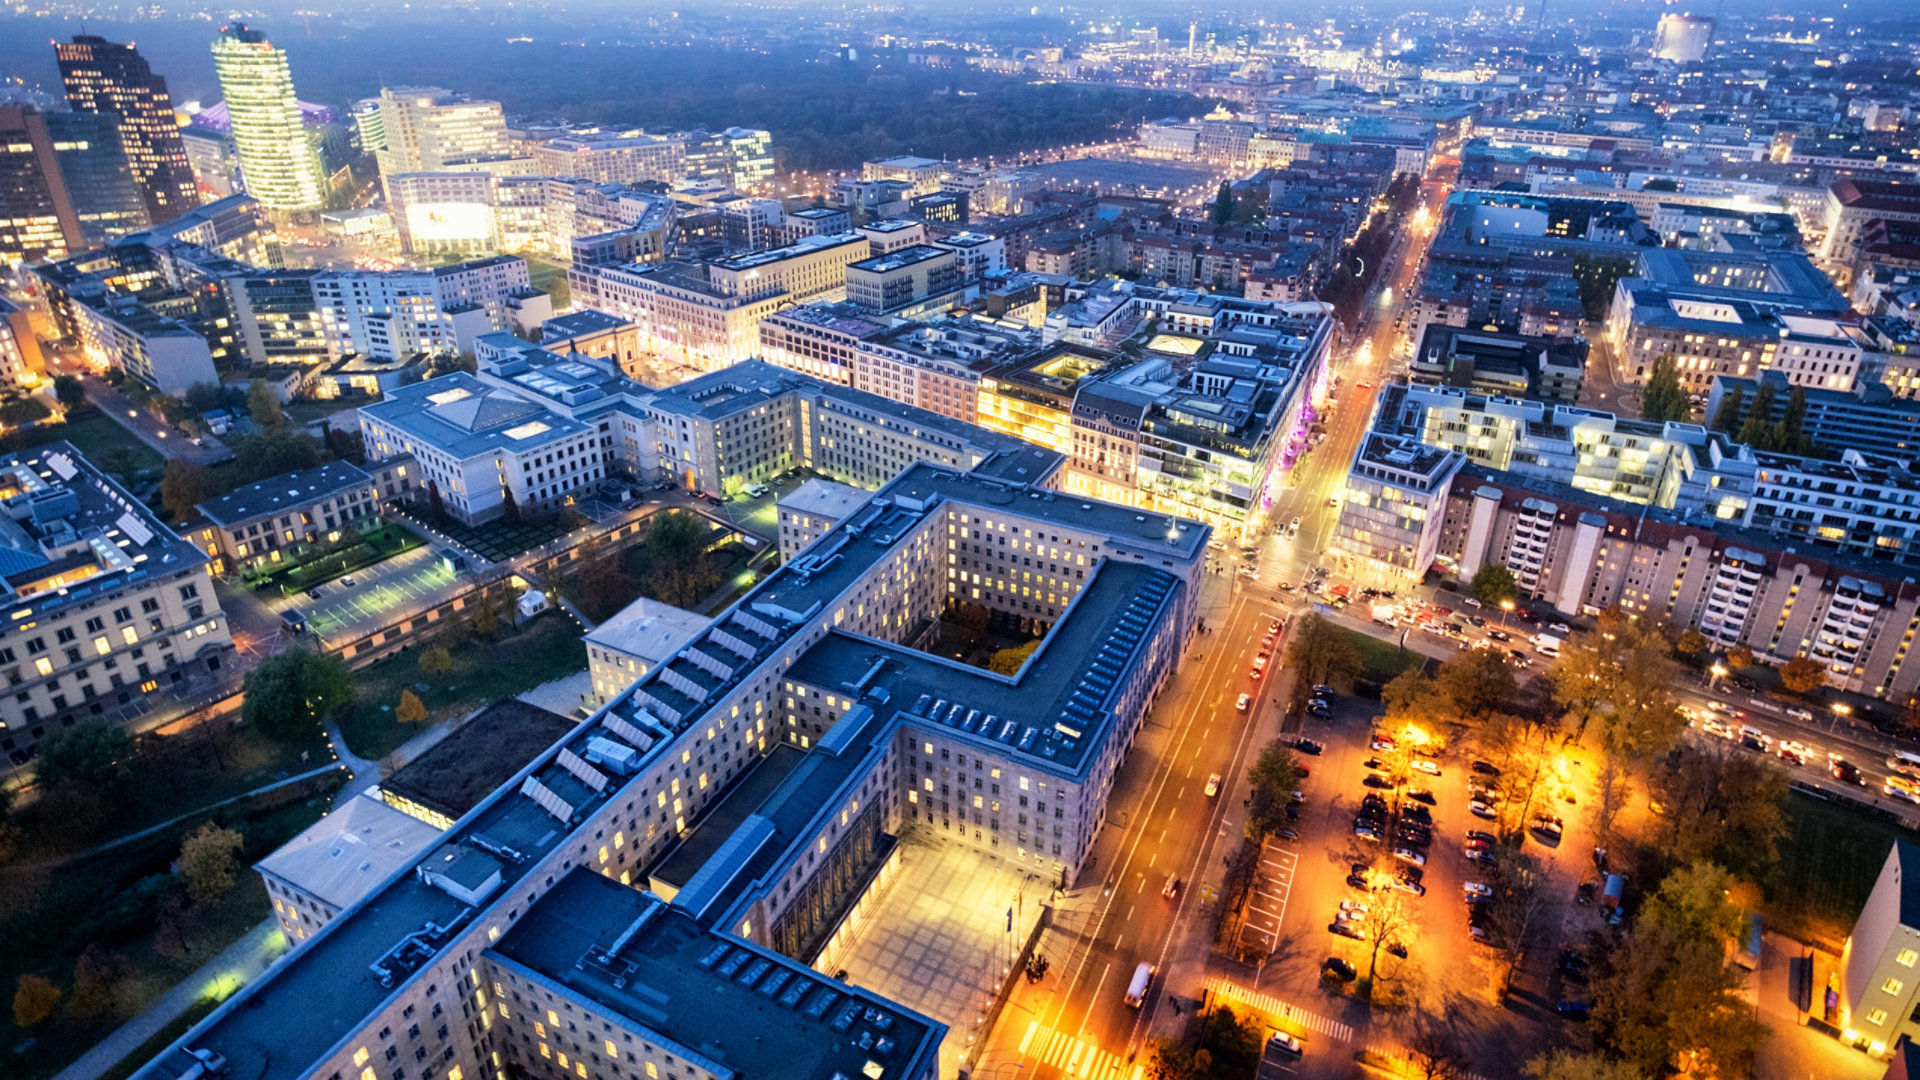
[
  {"x1": 255, "y1": 795, "x2": 443, "y2": 911},
  {"x1": 584, "y1": 597, "x2": 712, "y2": 665},
  {"x1": 777, "y1": 478, "x2": 871, "y2": 526},
  {"x1": 377, "y1": 699, "x2": 578, "y2": 825},
  {"x1": 196, "y1": 461, "x2": 373, "y2": 528},
  {"x1": 848, "y1": 244, "x2": 950, "y2": 274},
  {"x1": 492, "y1": 870, "x2": 943, "y2": 1080},
  {"x1": 359, "y1": 371, "x2": 593, "y2": 461}
]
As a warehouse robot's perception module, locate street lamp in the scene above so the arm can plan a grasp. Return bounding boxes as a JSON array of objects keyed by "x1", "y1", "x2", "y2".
[
  {"x1": 1500, "y1": 598, "x2": 1514, "y2": 628},
  {"x1": 1710, "y1": 662, "x2": 1728, "y2": 691}
]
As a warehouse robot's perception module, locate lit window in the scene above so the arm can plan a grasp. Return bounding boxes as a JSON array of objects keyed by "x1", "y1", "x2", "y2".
[
  {"x1": 1885, "y1": 977, "x2": 1906, "y2": 996},
  {"x1": 1899, "y1": 949, "x2": 1917, "y2": 967},
  {"x1": 1867, "y1": 1008, "x2": 1890, "y2": 1026}
]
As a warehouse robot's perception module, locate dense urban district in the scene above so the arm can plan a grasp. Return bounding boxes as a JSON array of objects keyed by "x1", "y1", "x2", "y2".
[{"x1": 10, "y1": 3, "x2": 1920, "y2": 1080}]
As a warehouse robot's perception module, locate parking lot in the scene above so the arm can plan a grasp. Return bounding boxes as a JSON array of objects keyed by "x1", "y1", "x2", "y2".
[
  {"x1": 284, "y1": 545, "x2": 461, "y2": 645},
  {"x1": 1238, "y1": 842, "x2": 1295, "y2": 958}
]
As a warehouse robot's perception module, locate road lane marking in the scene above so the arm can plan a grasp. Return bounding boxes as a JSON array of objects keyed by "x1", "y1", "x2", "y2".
[
  {"x1": 1204, "y1": 977, "x2": 1357, "y2": 1042},
  {"x1": 1018, "y1": 1019, "x2": 1038, "y2": 1054}
]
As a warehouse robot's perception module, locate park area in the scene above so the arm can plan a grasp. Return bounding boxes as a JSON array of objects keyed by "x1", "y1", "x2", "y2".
[
  {"x1": 0, "y1": 715, "x2": 345, "y2": 1080},
  {"x1": 563, "y1": 509, "x2": 763, "y2": 622},
  {"x1": 1766, "y1": 792, "x2": 1916, "y2": 949}
]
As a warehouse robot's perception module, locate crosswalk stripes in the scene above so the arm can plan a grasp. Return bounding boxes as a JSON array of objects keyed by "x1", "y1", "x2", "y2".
[
  {"x1": 1015, "y1": 1020, "x2": 1142, "y2": 1080},
  {"x1": 1202, "y1": 977, "x2": 1357, "y2": 1043}
]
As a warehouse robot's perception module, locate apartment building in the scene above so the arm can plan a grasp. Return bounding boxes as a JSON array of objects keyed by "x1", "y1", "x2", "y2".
[
  {"x1": 0, "y1": 443, "x2": 234, "y2": 763},
  {"x1": 861, "y1": 154, "x2": 948, "y2": 196},
  {"x1": 316, "y1": 255, "x2": 543, "y2": 361},
  {"x1": 843, "y1": 245, "x2": 962, "y2": 312},
  {"x1": 68, "y1": 293, "x2": 220, "y2": 395},
  {"x1": 1840, "y1": 841, "x2": 1920, "y2": 1059},
  {"x1": 0, "y1": 297, "x2": 47, "y2": 395},
  {"x1": 849, "y1": 317, "x2": 1035, "y2": 423},
  {"x1": 1331, "y1": 433, "x2": 1467, "y2": 582}
]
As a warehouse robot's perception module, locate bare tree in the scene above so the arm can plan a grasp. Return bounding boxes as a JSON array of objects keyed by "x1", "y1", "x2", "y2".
[
  {"x1": 1408, "y1": 1020, "x2": 1468, "y2": 1080},
  {"x1": 1593, "y1": 749, "x2": 1634, "y2": 843},
  {"x1": 1358, "y1": 859, "x2": 1420, "y2": 1001},
  {"x1": 1485, "y1": 846, "x2": 1552, "y2": 998}
]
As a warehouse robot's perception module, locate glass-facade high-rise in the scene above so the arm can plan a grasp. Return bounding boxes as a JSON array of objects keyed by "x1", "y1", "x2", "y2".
[
  {"x1": 210, "y1": 24, "x2": 325, "y2": 213},
  {"x1": 55, "y1": 35, "x2": 201, "y2": 226}
]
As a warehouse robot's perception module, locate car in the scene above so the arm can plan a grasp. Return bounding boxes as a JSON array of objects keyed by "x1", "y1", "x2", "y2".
[
  {"x1": 1323, "y1": 958, "x2": 1357, "y2": 982},
  {"x1": 1556, "y1": 1001, "x2": 1592, "y2": 1021},
  {"x1": 1261, "y1": 633, "x2": 1276, "y2": 647},
  {"x1": 1353, "y1": 822, "x2": 1381, "y2": 840},
  {"x1": 1289, "y1": 516, "x2": 1302, "y2": 532},
  {"x1": 1276, "y1": 581, "x2": 1294, "y2": 592},
  {"x1": 1467, "y1": 777, "x2": 1496, "y2": 796},
  {"x1": 1309, "y1": 695, "x2": 1333, "y2": 711},
  {"x1": 1410, "y1": 759, "x2": 1441, "y2": 776},
  {"x1": 341, "y1": 576, "x2": 357, "y2": 587},
  {"x1": 1462, "y1": 597, "x2": 1482, "y2": 608},
  {"x1": 1312, "y1": 684, "x2": 1337, "y2": 698},
  {"x1": 1267, "y1": 1030, "x2": 1304, "y2": 1056},
  {"x1": 1777, "y1": 743, "x2": 1807, "y2": 766},
  {"x1": 1472, "y1": 760, "x2": 1501, "y2": 776},
  {"x1": 1250, "y1": 663, "x2": 1265, "y2": 679},
  {"x1": 1294, "y1": 739, "x2": 1324, "y2": 755},
  {"x1": 1276, "y1": 827, "x2": 1300, "y2": 841},
  {"x1": 1467, "y1": 849, "x2": 1499, "y2": 867},
  {"x1": 1466, "y1": 830, "x2": 1498, "y2": 846},
  {"x1": 1533, "y1": 815, "x2": 1565, "y2": 840},
  {"x1": 1361, "y1": 793, "x2": 1389, "y2": 812},
  {"x1": 1402, "y1": 805, "x2": 1433, "y2": 825},
  {"x1": 1286, "y1": 803, "x2": 1301, "y2": 820},
  {"x1": 1363, "y1": 774, "x2": 1393, "y2": 790},
  {"x1": 1363, "y1": 756, "x2": 1387, "y2": 772},
  {"x1": 1347, "y1": 871, "x2": 1369, "y2": 889},
  {"x1": 1559, "y1": 957, "x2": 1590, "y2": 983},
  {"x1": 1831, "y1": 757, "x2": 1866, "y2": 785},
  {"x1": 1162, "y1": 876, "x2": 1181, "y2": 900},
  {"x1": 1306, "y1": 701, "x2": 1331, "y2": 718},
  {"x1": 1339, "y1": 900, "x2": 1370, "y2": 919},
  {"x1": 1330, "y1": 919, "x2": 1367, "y2": 940},
  {"x1": 1469, "y1": 799, "x2": 1498, "y2": 819},
  {"x1": 1356, "y1": 380, "x2": 1373, "y2": 389},
  {"x1": 1463, "y1": 882, "x2": 1493, "y2": 898},
  {"x1": 1370, "y1": 734, "x2": 1397, "y2": 751},
  {"x1": 1549, "y1": 622, "x2": 1571, "y2": 635},
  {"x1": 1467, "y1": 924, "x2": 1489, "y2": 942},
  {"x1": 1397, "y1": 829, "x2": 1433, "y2": 849},
  {"x1": 1406, "y1": 788, "x2": 1436, "y2": 805},
  {"x1": 1204, "y1": 772, "x2": 1222, "y2": 797},
  {"x1": 1236, "y1": 693, "x2": 1252, "y2": 712},
  {"x1": 1786, "y1": 706, "x2": 1815, "y2": 722},
  {"x1": 1487, "y1": 629, "x2": 1511, "y2": 643},
  {"x1": 1509, "y1": 650, "x2": 1532, "y2": 667},
  {"x1": 1393, "y1": 847, "x2": 1427, "y2": 866},
  {"x1": 1392, "y1": 877, "x2": 1427, "y2": 896}
]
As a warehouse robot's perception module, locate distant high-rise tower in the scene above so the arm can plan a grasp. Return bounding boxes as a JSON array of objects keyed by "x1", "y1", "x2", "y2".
[
  {"x1": 55, "y1": 35, "x2": 200, "y2": 225},
  {"x1": 1651, "y1": 13, "x2": 1715, "y2": 62},
  {"x1": 1188, "y1": 21, "x2": 1198, "y2": 57},
  {"x1": 0, "y1": 105, "x2": 149, "y2": 264},
  {"x1": 211, "y1": 24, "x2": 326, "y2": 213},
  {"x1": 369, "y1": 86, "x2": 510, "y2": 176}
]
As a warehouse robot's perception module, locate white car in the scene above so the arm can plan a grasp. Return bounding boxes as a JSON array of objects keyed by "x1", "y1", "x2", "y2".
[
  {"x1": 1392, "y1": 847, "x2": 1427, "y2": 866},
  {"x1": 1236, "y1": 693, "x2": 1252, "y2": 712},
  {"x1": 1461, "y1": 597, "x2": 1482, "y2": 608},
  {"x1": 1786, "y1": 706, "x2": 1814, "y2": 722},
  {"x1": 1463, "y1": 882, "x2": 1492, "y2": 897},
  {"x1": 1267, "y1": 1030, "x2": 1304, "y2": 1056},
  {"x1": 1204, "y1": 773, "x2": 1222, "y2": 797},
  {"x1": 1410, "y1": 759, "x2": 1441, "y2": 776}
]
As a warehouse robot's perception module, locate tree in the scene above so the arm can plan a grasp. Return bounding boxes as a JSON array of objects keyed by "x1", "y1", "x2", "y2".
[
  {"x1": 1648, "y1": 743, "x2": 1788, "y2": 880},
  {"x1": 247, "y1": 378, "x2": 287, "y2": 429},
  {"x1": 240, "y1": 648, "x2": 354, "y2": 740},
  {"x1": 69, "y1": 944, "x2": 132, "y2": 1019},
  {"x1": 418, "y1": 646, "x2": 454, "y2": 675},
  {"x1": 1707, "y1": 383, "x2": 1744, "y2": 434},
  {"x1": 1407, "y1": 1020, "x2": 1467, "y2": 1080},
  {"x1": 1209, "y1": 181, "x2": 1234, "y2": 225},
  {"x1": 395, "y1": 689, "x2": 429, "y2": 726},
  {"x1": 1639, "y1": 355, "x2": 1691, "y2": 423},
  {"x1": 1781, "y1": 655, "x2": 1827, "y2": 695},
  {"x1": 32, "y1": 720, "x2": 135, "y2": 789},
  {"x1": 988, "y1": 639, "x2": 1040, "y2": 675},
  {"x1": 1469, "y1": 563, "x2": 1518, "y2": 608},
  {"x1": 1283, "y1": 613, "x2": 1360, "y2": 691},
  {"x1": 1526, "y1": 1051, "x2": 1651, "y2": 1080},
  {"x1": 53, "y1": 373, "x2": 87, "y2": 413},
  {"x1": 159, "y1": 459, "x2": 216, "y2": 521},
  {"x1": 1244, "y1": 740, "x2": 1305, "y2": 841},
  {"x1": 500, "y1": 486, "x2": 521, "y2": 524},
  {"x1": 1483, "y1": 845, "x2": 1552, "y2": 996},
  {"x1": 1783, "y1": 384, "x2": 1810, "y2": 451},
  {"x1": 1356, "y1": 861, "x2": 1420, "y2": 1001},
  {"x1": 1725, "y1": 645, "x2": 1753, "y2": 669},
  {"x1": 1641, "y1": 861, "x2": 1745, "y2": 946},
  {"x1": 428, "y1": 478, "x2": 447, "y2": 521},
  {"x1": 1674, "y1": 629, "x2": 1709, "y2": 656},
  {"x1": 229, "y1": 428, "x2": 323, "y2": 484},
  {"x1": 13, "y1": 974, "x2": 59, "y2": 1027},
  {"x1": 1435, "y1": 648, "x2": 1518, "y2": 722},
  {"x1": 1549, "y1": 608, "x2": 1685, "y2": 763},
  {"x1": 1475, "y1": 710, "x2": 1557, "y2": 832},
  {"x1": 1734, "y1": 378, "x2": 1777, "y2": 448},
  {"x1": 1382, "y1": 668, "x2": 1447, "y2": 731},
  {"x1": 471, "y1": 591, "x2": 500, "y2": 637},
  {"x1": 178, "y1": 822, "x2": 245, "y2": 904}
]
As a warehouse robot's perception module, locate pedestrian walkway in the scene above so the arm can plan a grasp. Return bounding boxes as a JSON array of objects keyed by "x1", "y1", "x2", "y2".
[
  {"x1": 326, "y1": 717, "x2": 381, "y2": 796},
  {"x1": 1202, "y1": 977, "x2": 1356, "y2": 1043},
  {"x1": 49, "y1": 918, "x2": 285, "y2": 1080},
  {"x1": 1014, "y1": 1019, "x2": 1143, "y2": 1080}
]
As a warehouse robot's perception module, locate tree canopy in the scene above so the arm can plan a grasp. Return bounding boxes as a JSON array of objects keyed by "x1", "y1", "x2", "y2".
[
  {"x1": 1283, "y1": 613, "x2": 1359, "y2": 692},
  {"x1": 241, "y1": 648, "x2": 354, "y2": 740},
  {"x1": 1549, "y1": 608, "x2": 1685, "y2": 762},
  {"x1": 33, "y1": 720, "x2": 135, "y2": 789},
  {"x1": 1639, "y1": 355, "x2": 1691, "y2": 423},
  {"x1": 1469, "y1": 563, "x2": 1518, "y2": 607}
]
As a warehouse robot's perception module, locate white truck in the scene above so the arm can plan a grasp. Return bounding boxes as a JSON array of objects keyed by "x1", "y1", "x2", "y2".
[
  {"x1": 1533, "y1": 631, "x2": 1565, "y2": 657},
  {"x1": 1124, "y1": 962, "x2": 1155, "y2": 1007}
]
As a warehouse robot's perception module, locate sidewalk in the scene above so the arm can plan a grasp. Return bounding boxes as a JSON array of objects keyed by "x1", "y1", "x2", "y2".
[
  {"x1": 326, "y1": 717, "x2": 382, "y2": 797},
  {"x1": 49, "y1": 919, "x2": 285, "y2": 1080}
]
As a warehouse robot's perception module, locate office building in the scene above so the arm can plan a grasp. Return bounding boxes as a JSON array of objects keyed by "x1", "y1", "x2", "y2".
[
  {"x1": 210, "y1": 24, "x2": 327, "y2": 212},
  {"x1": 0, "y1": 443, "x2": 234, "y2": 763},
  {"x1": 844, "y1": 245, "x2": 963, "y2": 312},
  {"x1": 0, "y1": 297, "x2": 46, "y2": 394},
  {"x1": 45, "y1": 111, "x2": 150, "y2": 249},
  {"x1": 55, "y1": 35, "x2": 200, "y2": 225},
  {"x1": 0, "y1": 106, "x2": 148, "y2": 262},
  {"x1": 256, "y1": 794, "x2": 442, "y2": 944},
  {"x1": 367, "y1": 86, "x2": 512, "y2": 176},
  {"x1": 862, "y1": 155, "x2": 948, "y2": 197},
  {"x1": 584, "y1": 598, "x2": 712, "y2": 706},
  {"x1": 757, "y1": 302, "x2": 891, "y2": 386},
  {"x1": 775, "y1": 477, "x2": 871, "y2": 559},
  {"x1": 316, "y1": 255, "x2": 544, "y2": 361},
  {"x1": 186, "y1": 460, "x2": 392, "y2": 576},
  {"x1": 132, "y1": 447, "x2": 1202, "y2": 1080}
]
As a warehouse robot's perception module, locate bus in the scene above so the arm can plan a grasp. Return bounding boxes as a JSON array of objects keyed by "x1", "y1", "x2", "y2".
[
  {"x1": 1124, "y1": 962, "x2": 1155, "y2": 1007},
  {"x1": 1888, "y1": 750, "x2": 1920, "y2": 779}
]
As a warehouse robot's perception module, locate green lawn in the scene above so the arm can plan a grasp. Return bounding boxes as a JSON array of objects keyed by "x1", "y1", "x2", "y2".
[
  {"x1": 0, "y1": 775, "x2": 342, "y2": 1080},
  {"x1": 1340, "y1": 626, "x2": 1424, "y2": 682},
  {"x1": 247, "y1": 522, "x2": 424, "y2": 594},
  {"x1": 1767, "y1": 793, "x2": 1912, "y2": 949},
  {"x1": 31, "y1": 413, "x2": 166, "y2": 477},
  {"x1": 334, "y1": 611, "x2": 588, "y2": 761},
  {"x1": 525, "y1": 256, "x2": 571, "y2": 309}
]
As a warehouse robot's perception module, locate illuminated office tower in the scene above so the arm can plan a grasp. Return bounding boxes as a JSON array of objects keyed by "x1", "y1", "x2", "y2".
[
  {"x1": 370, "y1": 86, "x2": 510, "y2": 175},
  {"x1": 210, "y1": 24, "x2": 325, "y2": 213},
  {"x1": 55, "y1": 35, "x2": 200, "y2": 225}
]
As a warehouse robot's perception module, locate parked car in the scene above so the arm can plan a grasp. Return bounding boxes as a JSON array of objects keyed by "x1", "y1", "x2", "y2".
[
  {"x1": 1329, "y1": 919, "x2": 1367, "y2": 940},
  {"x1": 1463, "y1": 882, "x2": 1493, "y2": 898},
  {"x1": 1410, "y1": 759, "x2": 1441, "y2": 776},
  {"x1": 1293, "y1": 739, "x2": 1324, "y2": 755},
  {"x1": 1406, "y1": 788, "x2": 1436, "y2": 805},
  {"x1": 1555, "y1": 1001, "x2": 1592, "y2": 1021},
  {"x1": 1469, "y1": 799, "x2": 1498, "y2": 819},
  {"x1": 1267, "y1": 1030, "x2": 1304, "y2": 1056},
  {"x1": 1393, "y1": 847, "x2": 1427, "y2": 866},
  {"x1": 1323, "y1": 958, "x2": 1357, "y2": 982}
]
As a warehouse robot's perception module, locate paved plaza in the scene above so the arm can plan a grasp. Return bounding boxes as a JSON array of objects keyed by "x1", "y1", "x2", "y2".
[{"x1": 823, "y1": 833, "x2": 1050, "y2": 1077}]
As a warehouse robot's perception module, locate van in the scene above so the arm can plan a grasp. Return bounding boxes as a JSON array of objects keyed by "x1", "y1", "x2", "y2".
[{"x1": 1124, "y1": 962, "x2": 1155, "y2": 1007}]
